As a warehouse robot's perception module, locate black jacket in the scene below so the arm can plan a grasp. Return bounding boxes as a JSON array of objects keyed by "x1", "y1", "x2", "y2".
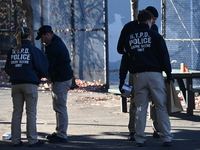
[
  {"x1": 118, "y1": 21, "x2": 159, "y2": 87},
  {"x1": 117, "y1": 20, "x2": 158, "y2": 54},
  {"x1": 45, "y1": 34, "x2": 73, "y2": 82},
  {"x1": 5, "y1": 40, "x2": 48, "y2": 85},
  {"x1": 124, "y1": 23, "x2": 172, "y2": 77}
]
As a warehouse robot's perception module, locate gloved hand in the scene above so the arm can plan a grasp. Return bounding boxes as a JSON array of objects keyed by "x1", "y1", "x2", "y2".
[
  {"x1": 165, "y1": 76, "x2": 174, "y2": 84},
  {"x1": 119, "y1": 82, "x2": 124, "y2": 93}
]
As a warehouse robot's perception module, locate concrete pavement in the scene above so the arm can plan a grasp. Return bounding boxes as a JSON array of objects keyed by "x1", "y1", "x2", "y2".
[{"x1": 0, "y1": 87, "x2": 200, "y2": 150}]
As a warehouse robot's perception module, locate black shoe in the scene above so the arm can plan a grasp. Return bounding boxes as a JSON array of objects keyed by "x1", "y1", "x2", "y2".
[
  {"x1": 28, "y1": 140, "x2": 44, "y2": 147},
  {"x1": 127, "y1": 132, "x2": 135, "y2": 141},
  {"x1": 48, "y1": 136, "x2": 68, "y2": 143},
  {"x1": 153, "y1": 131, "x2": 160, "y2": 138},
  {"x1": 12, "y1": 141, "x2": 23, "y2": 147},
  {"x1": 45, "y1": 132, "x2": 57, "y2": 139},
  {"x1": 136, "y1": 142, "x2": 145, "y2": 147},
  {"x1": 163, "y1": 142, "x2": 172, "y2": 147}
]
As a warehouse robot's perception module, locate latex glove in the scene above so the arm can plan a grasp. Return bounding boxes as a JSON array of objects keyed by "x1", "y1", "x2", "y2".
[
  {"x1": 119, "y1": 82, "x2": 124, "y2": 93},
  {"x1": 165, "y1": 76, "x2": 174, "y2": 84}
]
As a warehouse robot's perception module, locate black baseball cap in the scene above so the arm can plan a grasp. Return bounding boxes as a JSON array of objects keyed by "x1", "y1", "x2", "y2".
[
  {"x1": 35, "y1": 25, "x2": 53, "y2": 40},
  {"x1": 145, "y1": 6, "x2": 159, "y2": 18}
]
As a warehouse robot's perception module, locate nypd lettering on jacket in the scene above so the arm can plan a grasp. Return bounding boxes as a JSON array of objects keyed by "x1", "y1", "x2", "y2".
[
  {"x1": 11, "y1": 48, "x2": 30, "y2": 67},
  {"x1": 129, "y1": 32, "x2": 151, "y2": 51}
]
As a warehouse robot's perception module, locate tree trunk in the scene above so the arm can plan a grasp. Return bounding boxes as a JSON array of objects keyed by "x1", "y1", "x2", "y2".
[{"x1": 130, "y1": 0, "x2": 138, "y2": 20}]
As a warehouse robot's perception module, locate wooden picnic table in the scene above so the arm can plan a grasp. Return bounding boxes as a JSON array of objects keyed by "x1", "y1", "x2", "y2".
[
  {"x1": 170, "y1": 69, "x2": 200, "y2": 116},
  {"x1": 109, "y1": 69, "x2": 200, "y2": 116}
]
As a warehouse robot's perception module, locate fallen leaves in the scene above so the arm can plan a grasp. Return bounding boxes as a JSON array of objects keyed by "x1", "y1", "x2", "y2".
[
  {"x1": 69, "y1": 79, "x2": 104, "y2": 93},
  {"x1": 0, "y1": 70, "x2": 200, "y2": 107}
]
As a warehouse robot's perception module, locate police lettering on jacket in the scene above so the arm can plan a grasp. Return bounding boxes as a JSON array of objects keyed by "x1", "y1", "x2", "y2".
[
  {"x1": 11, "y1": 48, "x2": 31, "y2": 67},
  {"x1": 129, "y1": 32, "x2": 151, "y2": 52}
]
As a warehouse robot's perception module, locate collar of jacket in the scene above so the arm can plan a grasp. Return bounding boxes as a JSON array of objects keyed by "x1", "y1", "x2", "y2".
[
  {"x1": 138, "y1": 23, "x2": 150, "y2": 29},
  {"x1": 21, "y1": 40, "x2": 31, "y2": 44},
  {"x1": 45, "y1": 34, "x2": 59, "y2": 47}
]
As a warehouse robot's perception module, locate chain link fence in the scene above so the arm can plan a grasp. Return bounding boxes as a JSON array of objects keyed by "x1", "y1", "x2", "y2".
[
  {"x1": 0, "y1": 0, "x2": 109, "y2": 87},
  {"x1": 0, "y1": 0, "x2": 25, "y2": 65},
  {"x1": 162, "y1": 0, "x2": 200, "y2": 70}
]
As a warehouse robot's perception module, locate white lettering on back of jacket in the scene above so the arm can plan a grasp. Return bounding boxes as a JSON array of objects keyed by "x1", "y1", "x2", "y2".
[
  {"x1": 10, "y1": 48, "x2": 31, "y2": 67},
  {"x1": 129, "y1": 32, "x2": 151, "y2": 52}
]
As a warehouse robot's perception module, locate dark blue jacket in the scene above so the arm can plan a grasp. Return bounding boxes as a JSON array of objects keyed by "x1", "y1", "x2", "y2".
[
  {"x1": 5, "y1": 40, "x2": 49, "y2": 85},
  {"x1": 117, "y1": 20, "x2": 158, "y2": 54},
  {"x1": 45, "y1": 34, "x2": 73, "y2": 82},
  {"x1": 118, "y1": 20, "x2": 159, "y2": 87},
  {"x1": 124, "y1": 23, "x2": 172, "y2": 77}
]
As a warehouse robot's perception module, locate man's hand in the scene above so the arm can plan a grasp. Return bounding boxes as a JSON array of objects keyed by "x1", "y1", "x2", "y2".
[
  {"x1": 119, "y1": 83, "x2": 124, "y2": 93},
  {"x1": 165, "y1": 76, "x2": 174, "y2": 84}
]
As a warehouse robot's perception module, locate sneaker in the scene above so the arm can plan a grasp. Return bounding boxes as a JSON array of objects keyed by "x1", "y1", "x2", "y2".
[
  {"x1": 153, "y1": 131, "x2": 160, "y2": 138},
  {"x1": 45, "y1": 132, "x2": 57, "y2": 139},
  {"x1": 12, "y1": 141, "x2": 23, "y2": 147},
  {"x1": 48, "y1": 136, "x2": 68, "y2": 143},
  {"x1": 127, "y1": 132, "x2": 135, "y2": 141},
  {"x1": 163, "y1": 142, "x2": 172, "y2": 147},
  {"x1": 28, "y1": 140, "x2": 44, "y2": 147},
  {"x1": 136, "y1": 142, "x2": 145, "y2": 147}
]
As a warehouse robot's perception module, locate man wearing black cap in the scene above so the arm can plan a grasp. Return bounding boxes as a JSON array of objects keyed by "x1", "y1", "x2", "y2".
[
  {"x1": 117, "y1": 6, "x2": 160, "y2": 141},
  {"x1": 36, "y1": 25, "x2": 73, "y2": 143}
]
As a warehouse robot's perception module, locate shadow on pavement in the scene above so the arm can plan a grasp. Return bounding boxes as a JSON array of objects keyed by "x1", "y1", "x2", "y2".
[{"x1": 0, "y1": 129, "x2": 200, "y2": 150}]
